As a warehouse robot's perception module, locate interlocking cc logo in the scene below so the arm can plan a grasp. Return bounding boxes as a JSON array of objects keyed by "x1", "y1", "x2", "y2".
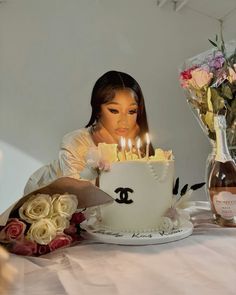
[{"x1": 114, "y1": 187, "x2": 134, "y2": 204}]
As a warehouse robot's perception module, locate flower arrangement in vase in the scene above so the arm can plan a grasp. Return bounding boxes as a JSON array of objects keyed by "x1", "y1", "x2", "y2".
[{"x1": 179, "y1": 35, "x2": 236, "y2": 152}]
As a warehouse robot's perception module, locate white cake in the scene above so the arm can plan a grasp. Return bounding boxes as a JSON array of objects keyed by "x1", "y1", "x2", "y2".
[{"x1": 98, "y1": 159, "x2": 174, "y2": 232}]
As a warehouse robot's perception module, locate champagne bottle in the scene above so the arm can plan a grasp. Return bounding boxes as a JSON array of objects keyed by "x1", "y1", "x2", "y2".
[{"x1": 208, "y1": 114, "x2": 236, "y2": 226}]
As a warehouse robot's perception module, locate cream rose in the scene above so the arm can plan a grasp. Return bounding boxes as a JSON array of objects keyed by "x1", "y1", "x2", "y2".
[
  {"x1": 27, "y1": 219, "x2": 57, "y2": 245},
  {"x1": 51, "y1": 216, "x2": 70, "y2": 233},
  {"x1": 19, "y1": 194, "x2": 52, "y2": 223},
  {"x1": 52, "y1": 194, "x2": 78, "y2": 219}
]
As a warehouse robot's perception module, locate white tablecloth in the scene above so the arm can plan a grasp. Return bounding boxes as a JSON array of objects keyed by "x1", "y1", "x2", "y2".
[{"x1": 7, "y1": 203, "x2": 236, "y2": 295}]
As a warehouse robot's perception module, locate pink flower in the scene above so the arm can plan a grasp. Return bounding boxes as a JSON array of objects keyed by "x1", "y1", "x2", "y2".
[
  {"x1": 97, "y1": 160, "x2": 111, "y2": 172},
  {"x1": 180, "y1": 66, "x2": 199, "y2": 89},
  {"x1": 0, "y1": 218, "x2": 26, "y2": 242},
  {"x1": 37, "y1": 244, "x2": 50, "y2": 255},
  {"x1": 70, "y1": 212, "x2": 86, "y2": 225},
  {"x1": 164, "y1": 207, "x2": 179, "y2": 221},
  {"x1": 64, "y1": 224, "x2": 77, "y2": 235},
  {"x1": 188, "y1": 68, "x2": 213, "y2": 89},
  {"x1": 48, "y1": 234, "x2": 72, "y2": 252},
  {"x1": 11, "y1": 239, "x2": 37, "y2": 256},
  {"x1": 209, "y1": 52, "x2": 225, "y2": 70},
  {"x1": 180, "y1": 66, "x2": 198, "y2": 80}
]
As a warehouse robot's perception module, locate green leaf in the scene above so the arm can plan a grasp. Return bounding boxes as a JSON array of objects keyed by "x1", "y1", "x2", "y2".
[
  {"x1": 221, "y1": 43, "x2": 225, "y2": 54},
  {"x1": 208, "y1": 39, "x2": 218, "y2": 47},
  {"x1": 210, "y1": 88, "x2": 225, "y2": 112},
  {"x1": 204, "y1": 111, "x2": 214, "y2": 132},
  {"x1": 222, "y1": 85, "x2": 233, "y2": 99},
  {"x1": 231, "y1": 99, "x2": 236, "y2": 112},
  {"x1": 187, "y1": 98, "x2": 202, "y2": 109},
  {"x1": 215, "y1": 34, "x2": 218, "y2": 42}
]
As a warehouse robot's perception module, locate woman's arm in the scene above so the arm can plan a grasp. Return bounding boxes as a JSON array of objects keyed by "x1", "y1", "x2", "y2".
[{"x1": 59, "y1": 129, "x2": 98, "y2": 181}]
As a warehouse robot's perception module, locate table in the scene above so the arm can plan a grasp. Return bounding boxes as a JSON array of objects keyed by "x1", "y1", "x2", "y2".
[{"x1": 7, "y1": 203, "x2": 236, "y2": 295}]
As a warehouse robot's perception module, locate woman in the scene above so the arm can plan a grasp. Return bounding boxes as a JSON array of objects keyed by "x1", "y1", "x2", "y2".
[{"x1": 24, "y1": 70, "x2": 154, "y2": 195}]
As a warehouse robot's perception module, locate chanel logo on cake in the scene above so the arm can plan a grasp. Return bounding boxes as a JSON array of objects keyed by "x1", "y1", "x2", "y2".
[{"x1": 114, "y1": 187, "x2": 134, "y2": 204}]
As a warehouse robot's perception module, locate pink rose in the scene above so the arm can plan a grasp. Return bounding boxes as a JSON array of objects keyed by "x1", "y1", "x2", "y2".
[
  {"x1": 0, "y1": 218, "x2": 26, "y2": 242},
  {"x1": 37, "y1": 244, "x2": 50, "y2": 256},
  {"x1": 11, "y1": 239, "x2": 37, "y2": 256},
  {"x1": 48, "y1": 234, "x2": 72, "y2": 252},
  {"x1": 164, "y1": 207, "x2": 179, "y2": 221},
  {"x1": 70, "y1": 212, "x2": 86, "y2": 225},
  {"x1": 188, "y1": 68, "x2": 213, "y2": 89},
  {"x1": 64, "y1": 224, "x2": 77, "y2": 235},
  {"x1": 180, "y1": 66, "x2": 198, "y2": 80},
  {"x1": 98, "y1": 160, "x2": 111, "y2": 172}
]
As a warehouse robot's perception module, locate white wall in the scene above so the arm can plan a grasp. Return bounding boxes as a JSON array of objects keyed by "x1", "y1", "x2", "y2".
[{"x1": 1, "y1": 0, "x2": 228, "y2": 207}]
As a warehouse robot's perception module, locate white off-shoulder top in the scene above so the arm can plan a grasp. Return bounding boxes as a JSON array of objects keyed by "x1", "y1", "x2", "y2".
[{"x1": 24, "y1": 128, "x2": 96, "y2": 195}]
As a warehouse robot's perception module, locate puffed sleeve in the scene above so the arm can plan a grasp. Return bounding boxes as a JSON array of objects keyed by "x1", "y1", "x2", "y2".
[{"x1": 58, "y1": 129, "x2": 98, "y2": 180}]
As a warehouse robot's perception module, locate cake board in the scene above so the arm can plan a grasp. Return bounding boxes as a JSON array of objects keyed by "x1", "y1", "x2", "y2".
[{"x1": 82, "y1": 220, "x2": 193, "y2": 245}]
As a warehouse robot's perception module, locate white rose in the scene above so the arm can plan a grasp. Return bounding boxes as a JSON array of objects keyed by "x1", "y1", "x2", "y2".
[
  {"x1": 51, "y1": 216, "x2": 70, "y2": 233},
  {"x1": 27, "y1": 219, "x2": 57, "y2": 245},
  {"x1": 83, "y1": 207, "x2": 102, "y2": 226},
  {"x1": 159, "y1": 217, "x2": 174, "y2": 233},
  {"x1": 19, "y1": 194, "x2": 52, "y2": 223},
  {"x1": 52, "y1": 194, "x2": 78, "y2": 219}
]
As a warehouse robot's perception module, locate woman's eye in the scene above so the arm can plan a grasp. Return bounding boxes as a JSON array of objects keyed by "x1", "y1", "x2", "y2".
[
  {"x1": 129, "y1": 109, "x2": 138, "y2": 115},
  {"x1": 108, "y1": 108, "x2": 119, "y2": 114}
]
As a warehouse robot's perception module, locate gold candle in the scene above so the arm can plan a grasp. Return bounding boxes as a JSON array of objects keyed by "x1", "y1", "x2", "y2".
[
  {"x1": 128, "y1": 138, "x2": 133, "y2": 160},
  {"x1": 145, "y1": 133, "x2": 150, "y2": 159},
  {"x1": 136, "y1": 137, "x2": 142, "y2": 159}
]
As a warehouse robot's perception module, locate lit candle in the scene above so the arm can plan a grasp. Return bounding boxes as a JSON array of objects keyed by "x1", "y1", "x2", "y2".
[
  {"x1": 145, "y1": 133, "x2": 150, "y2": 159},
  {"x1": 120, "y1": 137, "x2": 126, "y2": 161},
  {"x1": 128, "y1": 139, "x2": 133, "y2": 160},
  {"x1": 123, "y1": 137, "x2": 127, "y2": 160},
  {"x1": 136, "y1": 137, "x2": 142, "y2": 159}
]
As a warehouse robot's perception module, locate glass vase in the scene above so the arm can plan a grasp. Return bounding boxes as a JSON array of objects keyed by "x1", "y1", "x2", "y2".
[{"x1": 205, "y1": 141, "x2": 216, "y2": 203}]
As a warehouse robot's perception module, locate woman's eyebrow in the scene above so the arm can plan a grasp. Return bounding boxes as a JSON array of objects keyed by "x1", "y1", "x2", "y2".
[
  {"x1": 105, "y1": 102, "x2": 119, "y2": 105},
  {"x1": 105, "y1": 102, "x2": 138, "y2": 106}
]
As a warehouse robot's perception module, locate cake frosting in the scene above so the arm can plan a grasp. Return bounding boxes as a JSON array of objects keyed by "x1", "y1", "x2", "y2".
[{"x1": 99, "y1": 159, "x2": 174, "y2": 232}]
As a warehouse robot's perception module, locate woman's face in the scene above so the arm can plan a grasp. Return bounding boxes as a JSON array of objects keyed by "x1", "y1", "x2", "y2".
[{"x1": 99, "y1": 89, "x2": 139, "y2": 142}]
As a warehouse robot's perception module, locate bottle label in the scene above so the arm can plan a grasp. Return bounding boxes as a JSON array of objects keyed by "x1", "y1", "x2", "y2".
[{"x1": 213, "y1": 192, "x2": 236, "y2": 219}]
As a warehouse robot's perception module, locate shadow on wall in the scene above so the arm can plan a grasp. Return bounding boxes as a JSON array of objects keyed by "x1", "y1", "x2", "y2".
[{"x1": 0, "y1": 140, "x2": 43, "y2": 212}]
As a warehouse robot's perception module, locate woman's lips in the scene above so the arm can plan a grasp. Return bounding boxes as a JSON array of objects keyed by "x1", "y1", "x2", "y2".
[{"x1": 115, "y1": 128, "x2": 129, "y2": 135}]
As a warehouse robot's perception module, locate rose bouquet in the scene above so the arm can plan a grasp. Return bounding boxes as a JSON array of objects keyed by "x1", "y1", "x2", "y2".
[
  {"x1": 0, "y1": 193, "x2": 86, "y2": 256},
  {"x1": 179, "y1": 37, "x2": 236, "y2": 155}
]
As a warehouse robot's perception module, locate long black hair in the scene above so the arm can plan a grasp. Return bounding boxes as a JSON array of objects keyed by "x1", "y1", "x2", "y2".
[{"x1": 86, "y1": 70, "x2": 154, "y2": 155}]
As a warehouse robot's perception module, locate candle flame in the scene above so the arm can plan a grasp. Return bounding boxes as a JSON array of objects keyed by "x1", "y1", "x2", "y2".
[{"x1": 120, "y1": 137, "x2": 126, "y2": 150}]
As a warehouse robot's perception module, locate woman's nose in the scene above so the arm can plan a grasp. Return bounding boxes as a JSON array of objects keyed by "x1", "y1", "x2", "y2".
[{"x1": 118, "y1": 113, "x2": 128, "y2": 125}]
